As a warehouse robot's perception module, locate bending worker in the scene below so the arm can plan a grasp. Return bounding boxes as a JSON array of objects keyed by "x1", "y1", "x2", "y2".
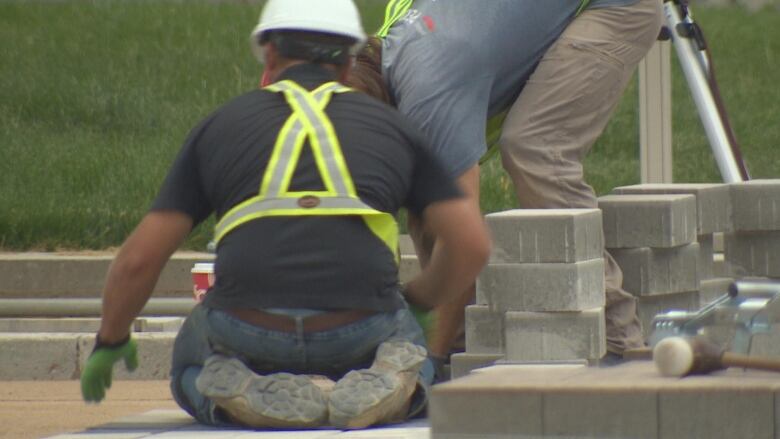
[
  {"x1": 80, "y1": 0, "x2": 489, "y2": 430},
  {"x1": 347, "y1": 0, "x2": 663, "y2": 366}
]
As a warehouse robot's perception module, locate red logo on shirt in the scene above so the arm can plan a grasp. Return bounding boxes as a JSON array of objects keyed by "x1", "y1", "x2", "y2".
[{"x1": 422, "y1": 15, "x2": 435, "y2": 31}]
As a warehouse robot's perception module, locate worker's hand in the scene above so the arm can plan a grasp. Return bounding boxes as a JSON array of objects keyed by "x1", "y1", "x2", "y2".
[{"x1": 80, "y1": 335, "x2": 138, "y2": 403}]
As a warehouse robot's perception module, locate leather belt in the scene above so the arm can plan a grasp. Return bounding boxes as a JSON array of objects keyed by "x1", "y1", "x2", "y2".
[{"x1": 225, "y1": 308, "x2": 378, "y2": 333}]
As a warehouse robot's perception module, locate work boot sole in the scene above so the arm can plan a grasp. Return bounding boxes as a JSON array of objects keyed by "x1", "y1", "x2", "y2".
[
  {"x1": 196, "y1": 355, "x2": 327, "y2": 428},
  {"x1": 329, "y1": 340, "x2": 426, "y2": 429}
]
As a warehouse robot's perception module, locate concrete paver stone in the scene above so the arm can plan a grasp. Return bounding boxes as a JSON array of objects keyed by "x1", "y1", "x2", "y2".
[
  {"x1": 608, "y1": 243, "x2": 701, "y2": 296},
  {"x1": 485, "y1": 208, "x2": 603, "y2": 264},
  {"x1": 697, "y1": 233, "x2": 715, "y2": 280},
  {"x1": 598, "y1": 194, "x2": 697, "y2": 248},
  {"x1": 477, "y1": 259, "x2": 605, "y2": 312},
  {"x1": 612, "y1": 183, "x2": 732, "y2": 235},
  {"x1": 725, "y1": 230, "x2": 780, "y2": 277},
  {"x1": 464, "y1": 305, "x2": 504, "y2": 354},
  {"x1": 503, "y1": 308, "x2": 606, "y2": 361},
  {"x1": 730, "y1": 179, "x2": 780, "y2": 231},
  {"x1": 430, "y1": 361, "x2": 780, "y2": 439}
]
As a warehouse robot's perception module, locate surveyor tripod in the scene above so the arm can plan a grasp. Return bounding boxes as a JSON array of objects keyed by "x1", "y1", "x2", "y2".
[{"x1": 661, "y1": 0, "x2": 750, "y2": 183}]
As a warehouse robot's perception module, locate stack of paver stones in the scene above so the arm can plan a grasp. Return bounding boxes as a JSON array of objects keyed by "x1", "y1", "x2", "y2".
[
  {"x1": 721, "y1": 179, "x2": 780, "y2": 355},
  {"x1": 452, "y1": 180, "x2": 780, "y2": 377},
  {"x1": 608, "y1": 183, "x2": 733, "y2": 338},
  {"x1": 451, "y1": 208, "x2": 607, "y2": 378}
]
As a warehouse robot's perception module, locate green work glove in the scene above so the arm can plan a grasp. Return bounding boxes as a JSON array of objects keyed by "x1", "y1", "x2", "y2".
[
  {"x1": 409, "y1": 303, "x2": 436, "y2": 341},
  {"x1": 81, "y1": 334, "x2": 138, "y2": 403}
]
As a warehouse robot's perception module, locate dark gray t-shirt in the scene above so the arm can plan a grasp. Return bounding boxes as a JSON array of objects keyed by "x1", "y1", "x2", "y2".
[
  {"x1": 382, "y1": 0, "x2": 639, "y2": 177},
  {"x1": 152, "y1": 64, "x2": 462, "y2": 312}
]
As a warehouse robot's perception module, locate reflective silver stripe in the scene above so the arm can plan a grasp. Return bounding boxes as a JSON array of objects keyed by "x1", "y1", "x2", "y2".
[
  {"x1": 216, "y1": 196, "x2": 380, "y2": 237},
  {"x1": 273, "y1": 82, "x2": 351, "y2": 196},
  {"x1": 263, "y1": 85, "x2": 339, "y2": 197},
  {"x1": 214, "y1": 82, "x2": 386, "y2": 242}
]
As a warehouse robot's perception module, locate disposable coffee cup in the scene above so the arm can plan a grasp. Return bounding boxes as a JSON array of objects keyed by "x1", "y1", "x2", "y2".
[{"x1": 191, "y1": 262, "x2": 215, "y2": 302}]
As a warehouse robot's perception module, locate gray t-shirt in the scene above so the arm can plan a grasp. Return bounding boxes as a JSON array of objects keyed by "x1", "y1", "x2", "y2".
[{"x1": 382, "y1": 0, "x2": 639, "y2": 177}]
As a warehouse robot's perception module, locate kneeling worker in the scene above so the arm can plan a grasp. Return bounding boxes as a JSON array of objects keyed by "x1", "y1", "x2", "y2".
[{"x1": 79, "y1": 0, "x2": 490, "y2": 430}]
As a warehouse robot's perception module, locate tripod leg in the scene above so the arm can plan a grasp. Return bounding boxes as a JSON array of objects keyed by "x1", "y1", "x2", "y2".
[{"x1": 662, "y1": 0, "x2": 749, "y2": 183}]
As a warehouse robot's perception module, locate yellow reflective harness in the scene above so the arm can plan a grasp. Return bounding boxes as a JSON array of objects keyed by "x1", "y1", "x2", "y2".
[{"x1": 213, "y1": 80, "x2": 399, "y2": 263}]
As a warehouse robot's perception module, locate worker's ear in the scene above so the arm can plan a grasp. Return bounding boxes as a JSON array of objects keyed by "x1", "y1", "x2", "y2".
[{"x1": 261, "y1": 43, "x2": 279, "y2": 71}]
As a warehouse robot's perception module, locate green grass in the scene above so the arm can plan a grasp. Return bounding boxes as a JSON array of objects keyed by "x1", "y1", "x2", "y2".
[{"x1": 1, "y1": 1, "x2": 778, "y2": 250}]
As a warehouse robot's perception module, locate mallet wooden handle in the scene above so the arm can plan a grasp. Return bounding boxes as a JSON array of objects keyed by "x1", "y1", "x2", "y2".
[{"x1": 722, "y1": 352, "x2": 780, "y2": 373}]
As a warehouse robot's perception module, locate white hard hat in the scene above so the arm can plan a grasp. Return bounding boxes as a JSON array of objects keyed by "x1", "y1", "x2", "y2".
[{"x1": 251, "y1": 0, "x2": 367, "y2": 62}]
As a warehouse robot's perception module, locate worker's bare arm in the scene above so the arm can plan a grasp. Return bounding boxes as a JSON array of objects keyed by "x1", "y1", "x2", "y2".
[
  {"x1": 98, "y1": 210, "x2": 193, "y2": 344},
  {"x1": 404, "y1": 197, "x2": 490, "y2": 309}
]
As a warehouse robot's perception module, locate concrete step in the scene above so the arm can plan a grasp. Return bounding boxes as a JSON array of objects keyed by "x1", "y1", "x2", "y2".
[
  {"x1": 0, "y1": 330, "x2": 178, "y2": 380},
  {"x1": 0, "y1": 251, "x2": 212, "y2": 299},
  {"x1": 0, "y1": 317, "x2": 184, "y2": 333},
  {"x1": 0, "y1": 298, "x2": 196, "y2": 317},
  {"x1": 0, "y1": 239, "x2": 422, "y2": 379},
  {"x1": 0, "y1": 237, "x2": 420, "y2": 300}
]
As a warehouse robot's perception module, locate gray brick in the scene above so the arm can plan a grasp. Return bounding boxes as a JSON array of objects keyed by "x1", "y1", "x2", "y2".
[
  {"x1": 613, "y1": 183, "x2": 732, "y2": 234},
  {"x1": 698, "y1": 234, "x2": 715, "y2": 280},
  {"x1": 731, "y1": 179, "x2": 780, "y2": 231},
  {"x1": 0, "y1": 333, "x2": 79, "y2": 379},
  {"x1": 430, "y1": 369, "x2": 543, "y2": 438},
  {"x1": 599, "y1": 194, "x2": 697, "y2": 248},
  {"x1": 449, "y1": 353, "x2": 504, "y2": 380},
  {"x1": 477, "y1": 259, "x2": 605, "y2": 312},
  {"x1": 503, "y1": 308, "x2": 606, "y2": 361},
  {"x1": 609, "y1": 243, "x2": 700, "y2": 296},
  {"x1": 544, "y1": 392, "x2": 657, "y2": 438},
  {"x1": 464, "y1": 305, "x2": 504, "y2": 354},
  {"x1": 486, "y1": 209, "x2": 603, "y2": 263},
  {"x1": 725, "y1": 231, "x2": 780, "y2": 277},
  {"x1": 660, "y1": 388, "x2": 774, "y2": 439},
  {"x1": 637, "y1": 291, "x2": 700, "y2": 339},
  {"x1": 78, "y1": 332, "x2": 176, "y2": 380}
]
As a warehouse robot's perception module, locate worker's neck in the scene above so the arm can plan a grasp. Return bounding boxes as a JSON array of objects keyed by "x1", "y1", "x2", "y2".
[{"x1": 266, "y1": 60, "x2": 348, "y2": 84}]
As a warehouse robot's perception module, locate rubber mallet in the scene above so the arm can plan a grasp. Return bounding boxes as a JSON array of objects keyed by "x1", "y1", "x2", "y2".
[{"x1": 653, "y1": 336, "x2": 780, "y2": 377}]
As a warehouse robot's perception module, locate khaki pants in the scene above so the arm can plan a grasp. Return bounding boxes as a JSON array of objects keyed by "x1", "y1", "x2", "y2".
[{"x1": 499, "y1": 0, "x2": 663, "y2": 353}]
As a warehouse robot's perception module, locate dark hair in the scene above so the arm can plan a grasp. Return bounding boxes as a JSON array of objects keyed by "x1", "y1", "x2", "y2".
[
  {"x1": 261, "y1": 30, "x2": 356, "y2": 66},
  {"x1": 344, "y1": 36, "x2": 391, "y2": 105}
]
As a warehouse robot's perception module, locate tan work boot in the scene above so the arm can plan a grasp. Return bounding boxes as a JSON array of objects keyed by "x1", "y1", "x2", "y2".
[
  {"x1": 196, "y1": 355, "x2": 328, "y2": 428},
  {"x1": 328, "y1": 340, "x2": 427, "y2": 429}
]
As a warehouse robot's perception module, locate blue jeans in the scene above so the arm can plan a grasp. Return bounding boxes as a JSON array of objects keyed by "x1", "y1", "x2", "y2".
[{"x1": 170, "y1": 303, "x2": 433, "y2": 426}]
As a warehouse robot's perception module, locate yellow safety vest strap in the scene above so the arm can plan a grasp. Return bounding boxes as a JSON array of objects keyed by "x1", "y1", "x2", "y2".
[
  {"x1": 376, "y1": 0, "x2": 414, "y2": 38},
  {"x1": 213, "y1": 80, "x2": 399, "y2": 262},
  {"x1": 576, "y1": 0, "x2": 592, "y2": 16}
]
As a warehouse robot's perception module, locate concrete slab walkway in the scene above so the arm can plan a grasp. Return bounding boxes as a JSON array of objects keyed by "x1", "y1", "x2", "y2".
[{"x1": 0, "y1": 380, "x2": 430, "y2": 439}]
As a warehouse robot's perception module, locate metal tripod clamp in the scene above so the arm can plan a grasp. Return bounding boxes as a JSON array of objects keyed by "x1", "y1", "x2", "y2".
[{"x1": 648, "y1": 280, "x2": 780, "y2": 354}]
